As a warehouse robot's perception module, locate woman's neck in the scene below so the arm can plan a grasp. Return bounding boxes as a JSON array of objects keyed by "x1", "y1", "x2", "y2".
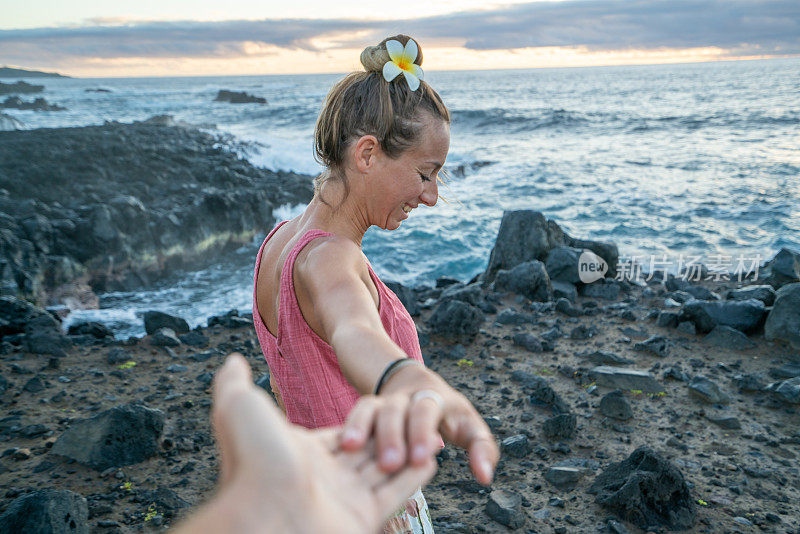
[{"x1": 299, "y1": 179, "x2": 370, "y2": 247}]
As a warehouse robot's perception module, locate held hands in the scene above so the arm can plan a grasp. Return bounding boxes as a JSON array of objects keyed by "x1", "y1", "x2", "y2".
[
  {"x1": 340, "y1": 362, "x2": 500, "y2": 486},
  {"x1": 174, "y1": 353, "x2": 438, "y2": 534}
]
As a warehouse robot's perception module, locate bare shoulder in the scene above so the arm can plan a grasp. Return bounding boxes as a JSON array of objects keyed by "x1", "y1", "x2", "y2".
[{"x1": 294, "y1": 235, "x2": 365, "y2": 285}]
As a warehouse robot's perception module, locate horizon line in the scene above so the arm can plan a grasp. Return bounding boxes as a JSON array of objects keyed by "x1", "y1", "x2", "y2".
[{"x1": 4, "y1": 55, "x2": 797, "y2": 80}]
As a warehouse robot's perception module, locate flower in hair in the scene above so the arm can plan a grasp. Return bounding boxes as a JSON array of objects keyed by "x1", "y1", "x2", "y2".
[{"x1": 382, "y1": 39, "x2": 424, "y2": 91}]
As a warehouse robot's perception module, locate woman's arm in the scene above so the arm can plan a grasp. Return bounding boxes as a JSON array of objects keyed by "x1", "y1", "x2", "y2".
[{"x1": 295, "y1": 237, "x2": 498, "y2": 484}]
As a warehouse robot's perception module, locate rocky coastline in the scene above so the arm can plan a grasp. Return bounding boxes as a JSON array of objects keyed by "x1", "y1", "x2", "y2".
[
  {"x1": 0, "y1": 117, "x2": 314, "y2": 309},
  {"x1": 1, "y1": 203, "x2": 798, "y2": 533}
]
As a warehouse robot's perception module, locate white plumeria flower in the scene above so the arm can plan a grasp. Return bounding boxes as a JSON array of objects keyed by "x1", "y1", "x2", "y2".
[{"x1": 382, "y1": 39, "x2": 424, "y2": 91}]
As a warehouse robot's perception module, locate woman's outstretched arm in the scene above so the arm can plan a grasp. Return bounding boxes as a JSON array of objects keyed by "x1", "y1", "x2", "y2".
[{"x1": 295, "y1": 236, "x2": 499, "y2": 485}]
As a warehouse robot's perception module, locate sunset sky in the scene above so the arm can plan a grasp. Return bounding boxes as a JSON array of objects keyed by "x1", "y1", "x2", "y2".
[{"x1": 2, "y1": 0, "x2": 798, "y2": 77}]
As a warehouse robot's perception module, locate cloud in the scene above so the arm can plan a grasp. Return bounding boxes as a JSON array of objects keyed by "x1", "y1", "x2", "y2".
[{"x1": 1, "y1": 0, "x2": 798, "y2": 66}]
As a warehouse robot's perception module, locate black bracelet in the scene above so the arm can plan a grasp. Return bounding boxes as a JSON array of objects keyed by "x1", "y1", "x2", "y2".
[{"x1": 373, "y1": 358, "x2": 419, "y2": 395}]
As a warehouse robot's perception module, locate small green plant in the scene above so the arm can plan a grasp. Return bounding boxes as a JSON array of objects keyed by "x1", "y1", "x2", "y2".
[
  {"x1": 144, "y1": 503, "x2": 159, "y2": 521},
  {"x1": 583, "y1": 382, "x2": 596, "y2": 390},
  {"x1": 649, "y1": 391, "x2": 668, "y2": 398},
  {"x1": 629, "y1": 389, "x2": 643, "y2": 395},
  {"x1": 536, "y1": 368, "x2": 554, "y2": 376},
  {"x1": 697, "y1": 499, "x2": 708, "y2": 506},
  {"x1": 120, "y1": 482, "x2": 133, "y2": 492},
  {"x1": 118, "y1": 361, "x2": 137, "y2": 370},
  {"x1": 456, "y1": 359, "x2": 473, "y2": 368}
]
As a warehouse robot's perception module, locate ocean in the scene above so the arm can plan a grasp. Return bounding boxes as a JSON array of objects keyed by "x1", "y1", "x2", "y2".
[{"x1": 6, "y1": 58, "x2": 799, "y2": 338}]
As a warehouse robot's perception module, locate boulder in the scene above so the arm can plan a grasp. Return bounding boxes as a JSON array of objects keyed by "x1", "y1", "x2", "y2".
[
  {"x1": 764, "y1": 282, "x2": 800, "y2": 350},
  {"x1": 633, "y1": 335, "x2": 670, "y2": 357},
  {"x1": 150, "y1": 327, "x2": 181, "y2": 347},
  {"x1": 545, "y1": 246, "x2": 583, "y2": 284},
  {"x1": 427, "y1": 300, "x2": 484, "y2": 341},
  {"x1": 67, "y1": 321, "x2": 113, "y2": 339},
  {"x1": 26, "y1": 330, "x2": 73, "y2": 357},
  {"x1": 438, "y1": 282, "x2": 482, "y2": 306},
  {"x1": 384, "y1": 281, "x2": 420, "y2": 316},
  {"x1": 581, "y1": 351, "x2": 633, "y2": 366},
  {"x1": 542, "y1": 413, "x2": 576, "y2": 440},
  {"x1": 545, "y1": 466, "x2": 585, "y2": 488},
  {"x1": 214, "y1": 90, "x2": 267, "y2": 104},
  {"x1": 727, "y1": 285, "x2": 776, "y2": 306},
  {"x1": 484, "y1": 210, "x2": 568, "y2": 281},
  {"x1": 512, "y1": 333, "x2": 543, "y2": 352},
  {"x1": 501, "y1": 434, "x2": 532, "y2": 458},
  {"x1": 679, "y1": 298, "x2": 766, "y2": 334},
  {"x1": 0, "y1": 296, "x2": 53, "y2": 337},
  {"x1": 551, "y1": 281, "x2": 577, "y2": 302},
  {"x1": 580, "y1": 279, "x2": 621, "y2": 300},
  {"x1": 588, "y1": 447, "x2": 696, "y2": 531},
  {"x1": 493, "y1": 261, "x2": 552, "y2": 301},
  {"x1": 0, "y1": 489, "x2": 88, "y2": 534},
  {"x1": 702, "y1": 325, "x2": 756, "y2": 350},
  {"x1": 555, "y1": 297, "x2": 581, "y2": 317},
  {"x1": 143, "y1": 310, "x2": 189, "y2": 335},
  {"x1": 589, "y1": 366, "x2": 665, "y2": 394},
  {"x1": 510, "y1": 371, "x2": 570, "y2": 413},
  {"x1": 599, "y1": 390, "x2": 633, "y2": 420},
  {"x1": 50, "y1": 404, "x2": 164, "y2": 470},
  {"x1": 766, "y1": 377, "x2": 800, "y2": 404},
  {"x1": 485, "y1": 490, "x2": 525, "y2": 529},
  {"x1": 688, "y1": 375, "x2": 730, "y2": 405},
  {"x1": 762, "y1": 248, "x2": 800, "y2": 289}
]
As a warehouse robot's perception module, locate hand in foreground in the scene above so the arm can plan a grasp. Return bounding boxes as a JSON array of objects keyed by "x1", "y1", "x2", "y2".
[
  {"x1": 340, "y1": 363, "x2": 500, "y2": 486},
  {"x1": 172, "y1": 353, "x2": 437, "y2": 534}
]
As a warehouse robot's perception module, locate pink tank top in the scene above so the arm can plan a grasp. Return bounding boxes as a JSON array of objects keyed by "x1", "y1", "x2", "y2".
[{"x1": 252, "y1": 221, "x2": 425, "y2": 429}]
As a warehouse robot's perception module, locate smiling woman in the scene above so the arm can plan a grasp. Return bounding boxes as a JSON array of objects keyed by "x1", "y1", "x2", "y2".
[{"x1": 251, "y1": 34, "x2": 498, "y2": 533}]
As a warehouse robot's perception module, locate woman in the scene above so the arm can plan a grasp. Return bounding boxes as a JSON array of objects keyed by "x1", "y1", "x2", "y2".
[{"x1": 253, "y1": 34, "x2": 498, "y2": 532}]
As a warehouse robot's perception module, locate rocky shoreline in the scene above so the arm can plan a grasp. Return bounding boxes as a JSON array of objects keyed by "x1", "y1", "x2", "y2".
[
  {"x1": 1, "y1": 208, "x2": 798, "y2": 533},
  {"x1": 0, "y1": 118, "x2": 314, "y2": 309}
]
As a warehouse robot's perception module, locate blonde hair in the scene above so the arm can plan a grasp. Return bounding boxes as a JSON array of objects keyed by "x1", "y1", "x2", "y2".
[{"x1": 313, "y1": 34, "x2": 450, "y2": 205}]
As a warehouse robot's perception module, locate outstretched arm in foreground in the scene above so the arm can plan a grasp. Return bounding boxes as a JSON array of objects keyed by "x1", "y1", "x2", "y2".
[{"x1": 172, "y1": 353, "x2": 437, "y2": 534}]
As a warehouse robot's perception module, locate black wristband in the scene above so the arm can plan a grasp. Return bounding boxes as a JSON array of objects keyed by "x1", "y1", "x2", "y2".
[{"x1": 373, "y1": 358, "x2": 419, "y2": 395}]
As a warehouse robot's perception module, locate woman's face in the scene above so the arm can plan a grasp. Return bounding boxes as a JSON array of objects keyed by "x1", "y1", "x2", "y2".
[{"x1": 368, "y1": 116, "x2": 450, "y2": 231}]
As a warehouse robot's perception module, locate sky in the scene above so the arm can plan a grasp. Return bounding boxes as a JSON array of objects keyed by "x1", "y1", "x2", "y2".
[{"x1": 1, "y1": 0, "x2": 798, "y2": 77}]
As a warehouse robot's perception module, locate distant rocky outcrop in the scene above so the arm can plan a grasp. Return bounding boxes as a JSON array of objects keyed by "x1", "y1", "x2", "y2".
[
  {"x1": 0, "y1": 67, "x2": 68, "y2": 78},
  {"x1": 0, "y1": 81, "x2": 44, "y2": 94},
  {"x1": 214, "y1": 90, "x2": 267, "y2": 104},
  {"x1": 1, "y1": 96, "x2": 65, "y2": 111},
  {"x1": 0, "y1": 118, "x2": 314, "y2": 306}
]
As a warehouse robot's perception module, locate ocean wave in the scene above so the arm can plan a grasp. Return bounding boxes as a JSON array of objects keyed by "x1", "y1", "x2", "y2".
[{"x1": 451, "y1": 107, "x2": 593, "y2": 133}]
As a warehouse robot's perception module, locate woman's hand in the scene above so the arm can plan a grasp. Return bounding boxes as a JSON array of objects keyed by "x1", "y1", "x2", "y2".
[
  {"x1": 173, "y1": 353, "x2": 438, "y2": 534},
  {"x1": 340, "y1": 363, "x2": 499, "y2": 486}
]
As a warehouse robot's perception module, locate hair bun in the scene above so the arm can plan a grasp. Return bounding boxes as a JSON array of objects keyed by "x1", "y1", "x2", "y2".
[{"x1": 360, "y1": 34, "x2": 423, "y2": 73}]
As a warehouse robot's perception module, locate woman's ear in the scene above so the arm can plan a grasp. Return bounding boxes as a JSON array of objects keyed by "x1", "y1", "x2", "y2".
[{"x1": 352, "y1": 135, "x2": 379, "y2": 174}]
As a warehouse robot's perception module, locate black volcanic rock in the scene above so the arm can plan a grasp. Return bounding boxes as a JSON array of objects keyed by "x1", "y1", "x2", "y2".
[
  {"x1": 0, "y1": 121, "x2": 314, "y2": 305},
  {"x1": 493, "y1": 261, "x2": 553, "y2": 301},
  {"x1": 2, "y1": 96, "x2": 65, "y2": 111},
  {"x1": 483, "y1": 210, "x2": 617, "y2": 283},
  {"x1": 762, "y1": 248, "x2": 800, "y2": 289},
  {"x1": 50, "y1": 403, "x2": 164, "y2": 471},
  {"x1": 764, "y1": 282, "x2": 800, "y2": 350},
  {"x1": 428, "y1": 300, "x2": 484, "y2": 341},
  {"x1": 0, "y1": 489, "x2": 88, "y2": 534},
  {"x1": 214, "y1": 90, "x2": 267, "y2": 104},
  {"x1": 144, "y1": 310, "x2": 190, "y2": 335},
  {"x1": 588, "y1": 447, "x2": 696, "y2": 531},
  {"x1": 0, "y1": 81, "x2": 44, "y2": 94},
  {"x1": 679, "y1": 298, "x2": 766, "y2": 334}
]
